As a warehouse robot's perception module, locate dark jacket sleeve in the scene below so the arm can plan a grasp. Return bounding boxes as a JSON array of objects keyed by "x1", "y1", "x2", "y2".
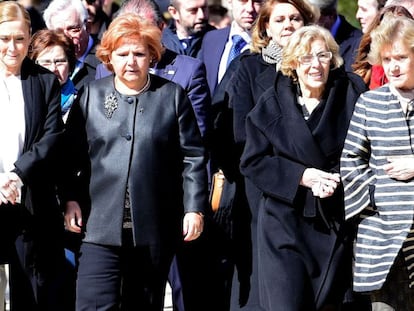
[
  {"x1": 239, "y1": 97, "x2": 305, "y2": 204},
  {"x1": 176, "y1": 85, "x2": 209, "y2": 214},
  {"x1": 13, "y1": 60, "x2": 64, "y2": 185},
  {"x1": 184, "y1": 59, "x2": 211, "y2": 138},
  {"x1": 58, "y1": 86, "x2": 90, "y2": 205}
]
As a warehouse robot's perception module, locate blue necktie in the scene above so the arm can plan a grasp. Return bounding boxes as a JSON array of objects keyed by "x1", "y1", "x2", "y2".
[{"x1": 227, "y1": 35, "x2": 246, "y2": 67}]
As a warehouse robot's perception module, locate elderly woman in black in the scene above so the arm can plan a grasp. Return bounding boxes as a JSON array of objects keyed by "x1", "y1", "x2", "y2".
[
  {"x1": 240, "y1": 25, "x2": 367, "y2": 310},
  {"x1": 62, "y1": 13, "x2": 207, "y2": 310}
]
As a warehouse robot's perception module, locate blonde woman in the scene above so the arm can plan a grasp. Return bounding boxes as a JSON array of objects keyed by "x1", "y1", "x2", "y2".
[{"x1": 240, "y1": 25, "x2": 367, "y2": 310}]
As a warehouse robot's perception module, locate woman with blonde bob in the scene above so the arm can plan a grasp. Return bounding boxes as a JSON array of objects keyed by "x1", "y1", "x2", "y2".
[
  {"x1": 240, "y1": 25, "x2": 367, "y2": 310},
  {"x1": 62, "y1": 13, "x2": 208, "y2": 310}
]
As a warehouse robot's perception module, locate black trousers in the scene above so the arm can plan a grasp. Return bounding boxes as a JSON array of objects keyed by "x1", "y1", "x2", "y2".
[
  {"x1": 1, "y1": 205, "x2": 65, "y2": 311},
  {"x1": 76, "y1": 232, "x2": 171, "y2": 311}
]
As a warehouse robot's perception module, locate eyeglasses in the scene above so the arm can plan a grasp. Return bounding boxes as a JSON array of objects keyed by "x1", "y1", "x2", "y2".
[
  {"x1": 298, "y1": 51, "x2": 332, "y2": 65},
  {"x1": 36, "y1": 58, "x2": 68, "y2": 67}
]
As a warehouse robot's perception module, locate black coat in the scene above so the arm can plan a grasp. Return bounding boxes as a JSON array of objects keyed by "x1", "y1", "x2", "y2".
[
  {"x1": 208, "y1": 52, "x2": 276, "y2": 310},
  {"x1": 211, "y1": 52, "x2": 276, "y2": 180},
  {"x1": 63, "y1": 75, "x2": 208, "y2": 255},
  {"x1": 336, "y1": 15, "x2": 362, "y2": 73},
  {"x1": 0, "y1": 58, "x2": 65, "y2": 309},
  {"x1": 240, "y1": 69, "x2": 367, "y2": 310}
]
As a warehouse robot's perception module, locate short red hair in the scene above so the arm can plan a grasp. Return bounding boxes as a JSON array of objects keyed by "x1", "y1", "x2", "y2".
[{"x1": 96, "y1": 13, "x2": 164, "y2": 72}]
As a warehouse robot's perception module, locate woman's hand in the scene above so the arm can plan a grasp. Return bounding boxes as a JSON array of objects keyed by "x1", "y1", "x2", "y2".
[
  {"x1": 0, "y1": 172, "x2": 22, "y2": 205},
  {"x1": 300, "y1": 168, "x2": 341, "y2": 198},
  {"x1": 384, "y1": 156, "x2": 414, "y2": 180},
  {"x1": 64, "y1": 201, "x2": 83, "y2": 233},
  {"x1": 183, "y1": 212, "x2": 204, "y2": 242}
]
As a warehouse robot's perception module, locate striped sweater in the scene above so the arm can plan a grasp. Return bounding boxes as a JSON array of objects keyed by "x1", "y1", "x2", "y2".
[{"x1": 341, "y1": 85, "x2": 414, "y2": 292}]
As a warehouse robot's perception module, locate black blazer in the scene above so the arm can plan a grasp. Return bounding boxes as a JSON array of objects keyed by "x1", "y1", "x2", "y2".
[
  {"x1": 72, "y1": 39, "x2": 100, "y2": 89},
  {"x1": 0, "y1": 58, "x2": 65, "y2": 273},
  {"x1": 63, "y1": 75, "x2": 208, "y2": 252}
]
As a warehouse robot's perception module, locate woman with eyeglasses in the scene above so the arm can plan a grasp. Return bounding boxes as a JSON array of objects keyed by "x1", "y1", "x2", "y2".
[
  {"x1": 28, "y1": 28, "x2": 79, "y2": 310},
  {"x1": 240, "y1": 25, "x2": 367, "y2": 311},
  {"x1": 29, "y1": 29, "x2": 78, "y2": 122},
  {"x1": 0, "y1": 1, "x2": 66, "y2": 310},
  {"x1": 207, "y1": 1, "x2": 319, "y2": 309}
]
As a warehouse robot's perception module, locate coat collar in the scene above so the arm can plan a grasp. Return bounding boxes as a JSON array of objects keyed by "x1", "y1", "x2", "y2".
[{"x1": 273, "y1": 69, "x2": 353, "y2": 167}]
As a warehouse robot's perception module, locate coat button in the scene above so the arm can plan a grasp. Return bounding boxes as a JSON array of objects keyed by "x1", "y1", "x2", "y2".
[
  {"x1": 127, "y1": 97, "x2": 134, "y2": 104},
  {"x1": 123, "y1": 134, "x2": 132, "y2": 140}
]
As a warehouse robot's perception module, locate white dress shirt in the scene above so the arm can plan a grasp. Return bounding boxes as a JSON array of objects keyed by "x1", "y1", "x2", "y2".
[
  {"x1": 0, "y1": 74, "x2": 25, "y2": 174},
  {"x1": 217, "y1": 21, "x2": 251, "y2": 83}
]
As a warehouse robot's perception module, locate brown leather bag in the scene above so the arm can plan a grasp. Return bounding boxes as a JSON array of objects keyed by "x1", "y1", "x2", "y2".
[{"x1": 209, "y1": 170, "x2": 226, "y2": 212}]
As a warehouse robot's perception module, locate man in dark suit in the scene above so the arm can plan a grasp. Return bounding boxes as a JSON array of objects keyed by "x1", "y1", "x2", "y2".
[
  {"x1": 81, "y1": 0, "x2": 111, "y2": 41},
  {"x1": 199, "y1": 0, "x2": 262, "y2": 96},
  {"x1": 43, "y1": 0, "x2": 101, "y2": 89},
  {"x1": 162, "y1": 0, "x2": 214, "y2": 58},
  {"x1": 309, "y1": 0, "x2": 362, "y2": 72}
]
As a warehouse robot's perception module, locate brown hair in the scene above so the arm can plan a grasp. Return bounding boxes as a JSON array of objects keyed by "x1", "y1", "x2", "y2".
[
  {"x1": 250, "y1": 0, "x2": 319, "y2": 53},
  {"x1": 96, "y1": 13, "x2": 164, "y2": 72},
  {"x1": 29, "y1": 29, "x2": 77, "y2": 73},
  {"x1": 0, "y1": 1, "x2": 31, "y2": 35}
]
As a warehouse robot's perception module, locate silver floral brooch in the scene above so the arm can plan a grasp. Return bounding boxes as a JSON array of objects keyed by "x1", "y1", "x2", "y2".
[{"x1": 104, "y1": 92, "x2": 118, "y2": 118}]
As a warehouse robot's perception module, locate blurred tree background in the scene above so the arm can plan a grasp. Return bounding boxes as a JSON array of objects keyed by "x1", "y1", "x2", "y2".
[{"x1": 338, "y1": 0, "x2": 360, "y2": 28}]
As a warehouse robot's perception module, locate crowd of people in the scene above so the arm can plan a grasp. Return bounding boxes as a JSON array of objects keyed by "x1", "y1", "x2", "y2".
[{"x1": 1, "y1": 0, "x2": 414, "y2": 310}]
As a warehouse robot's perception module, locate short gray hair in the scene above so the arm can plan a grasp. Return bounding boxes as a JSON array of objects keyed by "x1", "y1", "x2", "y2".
[{"x1": 43, "y1": 0, "x2": 88, "y2": 30}]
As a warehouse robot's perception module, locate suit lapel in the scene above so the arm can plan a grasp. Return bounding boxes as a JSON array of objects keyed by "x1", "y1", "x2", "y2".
[{"x1": 21, "y1": 60, "x2": 41, "y2": 152}]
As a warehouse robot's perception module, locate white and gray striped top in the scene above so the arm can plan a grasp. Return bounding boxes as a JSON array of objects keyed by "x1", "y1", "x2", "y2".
[{"x1": 341, "y1": 85, "x2": 414, "y2": 292}]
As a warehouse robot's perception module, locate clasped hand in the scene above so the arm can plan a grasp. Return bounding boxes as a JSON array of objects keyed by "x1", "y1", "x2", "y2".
[
  {"x1": 0, "y1": 172, "x2": 23, "y2": 205},
  {"x1": 301, "y1": 168, "x2": 340, "y2": 198},
  {"x1": 384, "y1": 156, "x2": 414, "y2": 181}
]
